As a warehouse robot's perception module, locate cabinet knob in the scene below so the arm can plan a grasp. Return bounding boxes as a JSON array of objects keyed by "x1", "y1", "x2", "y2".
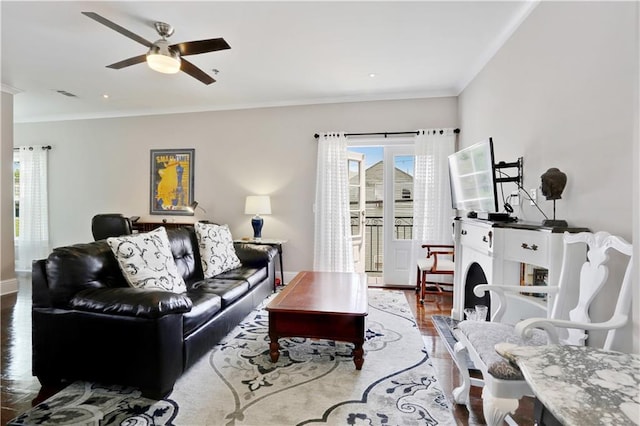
[
  {"x1": 521, "y1": 243, "x2": 538, "y2": 251},
  {"x1": 461, "y1": 229, "x2": 468, "y2": 235}
]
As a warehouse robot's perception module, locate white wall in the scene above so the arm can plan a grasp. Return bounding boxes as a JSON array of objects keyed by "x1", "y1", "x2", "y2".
[
  {"x1": 458, "y1": 2, "x2": 638, "y2": 352},
  {"x1": 1, "y1": 91, "x2": 18, "y2": 294},
  {"x1": 635, "y1": 0, "x2": 640, "y2": 357},
  {"x1": 14, "y1": 97, "x2": 458, "y2": 277}
]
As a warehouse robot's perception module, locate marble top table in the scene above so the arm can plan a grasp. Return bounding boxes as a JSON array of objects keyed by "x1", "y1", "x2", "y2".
[{"x1": 496, "y1": 343, "x2": 640, "y2": 425}]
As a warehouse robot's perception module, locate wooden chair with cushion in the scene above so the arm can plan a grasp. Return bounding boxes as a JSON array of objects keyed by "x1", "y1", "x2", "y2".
[
  {"x1": 416, "y1": 244, "x2": 455, "y2": 304},
  {"x1": 450, "y1": 231, "x2": 634, "y2": 426}
]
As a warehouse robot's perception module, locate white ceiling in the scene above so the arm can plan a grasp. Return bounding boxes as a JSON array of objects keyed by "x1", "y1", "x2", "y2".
[{"x1": 1, "y1": 1, "x2": 537, "y2": 123}]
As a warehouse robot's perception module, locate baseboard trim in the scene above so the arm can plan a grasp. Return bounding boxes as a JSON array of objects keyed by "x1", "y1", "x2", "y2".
[
  {"x1": 1, "y1": 278, "x2": 18, "y2": 295},
  {"x1": 283, "y1": 271, "x2": 297, "y2": 286}
]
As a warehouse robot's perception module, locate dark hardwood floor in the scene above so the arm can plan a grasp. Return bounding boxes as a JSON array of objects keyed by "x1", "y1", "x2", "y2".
[{"x1": 1, "y1": 275, "x2": 534, "y2": 425}]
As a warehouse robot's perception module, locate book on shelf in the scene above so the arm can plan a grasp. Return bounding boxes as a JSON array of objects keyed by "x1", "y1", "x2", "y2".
[{"x1": 520, "y1": 263, "x2": 548, "y2": 299}]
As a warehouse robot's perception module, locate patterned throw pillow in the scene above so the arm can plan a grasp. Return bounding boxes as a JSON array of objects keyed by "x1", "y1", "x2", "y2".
[
  {"x1": 195, "y1": 222, "x2": 242, "y2": 278},
  {"x1": 107, "y1": 227, "x2": 187, "y2": 293}
]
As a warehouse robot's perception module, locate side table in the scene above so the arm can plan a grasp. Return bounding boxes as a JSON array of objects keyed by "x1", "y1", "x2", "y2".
[{"x1": 234, "y1": 238, "x2": 287, "y2": 290}]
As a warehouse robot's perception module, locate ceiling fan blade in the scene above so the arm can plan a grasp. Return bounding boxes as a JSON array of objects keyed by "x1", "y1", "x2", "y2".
[
  {"x1": 82, "y1": 12, "x2": 153, "y2": 48},
  {"x1": 106, "y1": 54, "x2": 147, "y2": 69},
  {"x1": 180, "y1": 59, "x2": 216, "y2": 85},
  {"x1": 172, "y1": 38, "x2": 230, "y2": 56}
]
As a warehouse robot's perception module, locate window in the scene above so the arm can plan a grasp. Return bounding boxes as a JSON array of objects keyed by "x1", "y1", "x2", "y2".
[{"x1": 393, "y1": 155, "x2": 414, "y2": 240}]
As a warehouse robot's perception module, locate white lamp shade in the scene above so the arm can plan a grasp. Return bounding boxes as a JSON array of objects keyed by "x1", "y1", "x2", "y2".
[
  {"x1": 147, "y1": 54, "x2": 180, "y2": 74},
  {"x1": 147, "y1": 40, "x2": 181, "y2": 74},
  {"x1": 245, "y1": 195, "x2": 271, "y2": 215}
]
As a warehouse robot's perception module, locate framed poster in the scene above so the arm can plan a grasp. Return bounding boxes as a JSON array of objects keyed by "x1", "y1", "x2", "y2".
[{"x1": 150, "y1": 148, "x2": 195, "y2": 215}]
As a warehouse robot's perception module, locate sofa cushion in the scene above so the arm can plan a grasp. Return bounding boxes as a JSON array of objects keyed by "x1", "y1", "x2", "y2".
[
  {"x1": 455, "y1": 320, "x2": 549, "y2": 380},
  {"x1": 195, "y1": 223, "x2": 241, "y2": 278},
  {"x1": 183, "y1": 292, "x2": 223, "y2": 335},
  {"x1": 215, "y1": 266, "x2": 266, "y2": 288},
  {"x1": 191, "y1": 278, "x2": 249, "y2": 307},
  {"x1": 166, "y1": 227, "x2": 202, "y2": 285},
  {"x1": 70, "y1": 287, "x2": 192, "y2": 319},
  {"x1": 107, "y1": 227, "x2": 187, "y2": 294}
]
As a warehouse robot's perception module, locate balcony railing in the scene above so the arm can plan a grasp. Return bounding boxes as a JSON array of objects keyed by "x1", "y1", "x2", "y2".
[{"x1": 351, "y1": 216, "x2": 413, "y2": 273}]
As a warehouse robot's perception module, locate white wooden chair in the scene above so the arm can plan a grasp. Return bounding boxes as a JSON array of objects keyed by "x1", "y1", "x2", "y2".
[{"x1": 451, "y1": 231, "x2": 634, "y2": 425}]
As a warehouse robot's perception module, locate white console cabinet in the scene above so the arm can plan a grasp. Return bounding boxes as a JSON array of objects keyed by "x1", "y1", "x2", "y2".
[{"x1": 452, "y1": 218, "x2": 588, "y2": 324}]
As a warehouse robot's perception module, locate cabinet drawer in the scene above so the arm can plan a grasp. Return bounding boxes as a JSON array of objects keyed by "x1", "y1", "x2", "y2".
[
  {"x1": 460, "y1": 223, "x2": 494, "y2": 253},
  {"x1": 503, "y1": 229, "x2": 549, "y2": 266}
]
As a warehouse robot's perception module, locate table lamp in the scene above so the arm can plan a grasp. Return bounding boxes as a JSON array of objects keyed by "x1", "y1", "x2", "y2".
[
  {"x1": 188, "y1": 201, "x2": 207, "y2": 214},
  {"x1": 245, "y1": 195, "x2": 271, "y2": 240}
]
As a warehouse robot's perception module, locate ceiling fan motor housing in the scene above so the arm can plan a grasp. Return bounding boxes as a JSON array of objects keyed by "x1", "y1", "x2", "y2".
[{"x1": 154, "y1": 22, "x2": 174, "y2": 38}]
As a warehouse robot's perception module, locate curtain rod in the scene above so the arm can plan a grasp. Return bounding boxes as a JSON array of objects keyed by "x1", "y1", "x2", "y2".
[
  {"x1": 13, "y1": 145, "x2": 52, "y2": 151},
  {"x1": 313, "y1": 128, "x2": 460, "y2": 139}
]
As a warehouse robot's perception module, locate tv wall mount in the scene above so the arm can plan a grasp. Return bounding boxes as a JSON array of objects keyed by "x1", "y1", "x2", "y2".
[{"x1": 495, "y1": 157, "x2": 523, "y2": 187}]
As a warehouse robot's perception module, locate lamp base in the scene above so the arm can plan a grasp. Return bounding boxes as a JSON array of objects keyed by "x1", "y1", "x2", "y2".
[
  {"x1": 542, "y1": 219, "x2": 568, "y2": 228},
  {"x1": 251, "y1": 216, "x2": 264, "y2": 239}
]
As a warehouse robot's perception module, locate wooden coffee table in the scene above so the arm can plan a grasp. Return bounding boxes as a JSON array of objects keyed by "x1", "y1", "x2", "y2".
[{"x1": 266, "y1": 271, "x2": 368, "y2": 369}]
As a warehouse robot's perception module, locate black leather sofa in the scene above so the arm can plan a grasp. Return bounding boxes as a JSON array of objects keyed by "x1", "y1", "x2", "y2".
[{"x1": 32, "y1": 226, "x2": 277, "y2": 398}]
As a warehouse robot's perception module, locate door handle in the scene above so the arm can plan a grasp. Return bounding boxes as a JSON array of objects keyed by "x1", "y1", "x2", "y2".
[{"x1": 482, "y1": 231, "x2": 493, "y2": 248}]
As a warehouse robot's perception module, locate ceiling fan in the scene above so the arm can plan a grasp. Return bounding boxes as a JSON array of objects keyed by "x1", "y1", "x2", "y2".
[{"x1": 82, "y1": 12, "x2": 230, "y2": 85}]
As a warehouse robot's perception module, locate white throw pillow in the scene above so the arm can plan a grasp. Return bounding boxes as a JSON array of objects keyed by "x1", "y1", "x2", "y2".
[
  {"x1": 107, "y1": 226, "x2": 187, "y2": 293},
  {"x1": 195, "y1": 222, "x2": 241, "y2": 278}
]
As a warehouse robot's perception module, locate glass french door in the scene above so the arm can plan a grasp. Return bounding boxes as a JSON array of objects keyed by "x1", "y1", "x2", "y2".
[
  {"x1": 383, "y1": 146, "x2": 415, "y2": 286},
  {"x1": 348, "y1": 152, "x2": 366, "y2": 273},
  {"x1": 347, "y1": 142, "x2": 415, "y2": 285}
]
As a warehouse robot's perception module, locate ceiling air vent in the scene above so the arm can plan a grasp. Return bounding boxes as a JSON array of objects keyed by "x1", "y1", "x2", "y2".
[{"x1": 56, "y1": 90, "x2": 77, "y2": 98}]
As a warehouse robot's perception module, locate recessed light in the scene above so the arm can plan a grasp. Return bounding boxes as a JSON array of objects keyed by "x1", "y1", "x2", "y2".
[
  {"x1": 369, "y1": 73, "x2": 376, "y2": 78},
  {"x1": 102, "y1": 94, "x2": 109, "y2": 99}
]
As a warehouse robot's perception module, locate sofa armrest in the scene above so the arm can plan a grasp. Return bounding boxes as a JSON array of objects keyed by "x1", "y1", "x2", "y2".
[
  {"x1": 32, "y1": 258, "x2": 53, "y2": 308},
  {"x1": 69, "y1": 287, "x2": 192, "y2": 319},
  {"x1": 234, "y1": 243, "x2": 277, "y2": 267}
]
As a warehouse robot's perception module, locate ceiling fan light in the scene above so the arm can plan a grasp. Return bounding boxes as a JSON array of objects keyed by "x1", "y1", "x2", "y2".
[
  {"x1": 146, "y1": 40, "x2": 181, "y2": 74},
  {"x1": 147, "y1": 54, "x2": 181, "y2": 74}
]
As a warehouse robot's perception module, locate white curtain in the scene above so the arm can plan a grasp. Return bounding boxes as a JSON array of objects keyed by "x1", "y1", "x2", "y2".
[
  {"x1": 412, "y1": 129, "x2": 456, "y2": 245},
  {"x1": 15, "y1": 146, "x2": 50, "y2": 272},
  {"x1": 313, "y1": 132, "x2": 354, "y2": 272}
]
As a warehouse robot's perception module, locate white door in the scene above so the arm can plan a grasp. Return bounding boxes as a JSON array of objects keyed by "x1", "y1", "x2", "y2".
[
  {"x1": 348, "y1": 152, "x2": 366, "y2": 273},
  {"x1": 383, "y1": 146, "x2": 415, "y2": 286}
]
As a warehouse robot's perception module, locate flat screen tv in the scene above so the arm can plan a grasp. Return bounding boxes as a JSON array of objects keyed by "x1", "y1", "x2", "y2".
[{"x1": 448, "y1": 138, "x2": 499, "y2": 213}]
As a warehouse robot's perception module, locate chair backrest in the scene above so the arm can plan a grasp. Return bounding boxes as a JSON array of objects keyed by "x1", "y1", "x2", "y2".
[
  {"x1": 552, "y1": 231, "x2": 633, "y2": 349},
  {"x1": 422, "y1": 244, "x2": 455, "y2": 271},
  {"x1": 91, "y1": 214, "x2": 133, "y2": 241}
]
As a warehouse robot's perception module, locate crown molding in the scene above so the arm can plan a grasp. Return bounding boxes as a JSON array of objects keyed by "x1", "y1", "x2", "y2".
[
  {"x1": 1, "y1": 83, "x2": 23, "y2": 95},
  {"x1": 455, "y1": 0, "x2": 540, "y2": 95},
  {"x1": 13, "y1": 89, "x2": 458, "y2": 123}
]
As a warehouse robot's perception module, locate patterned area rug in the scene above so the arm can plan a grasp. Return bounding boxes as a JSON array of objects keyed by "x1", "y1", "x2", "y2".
[{"x1": 9, "y1": 289, "x2": 455, "y2": 425}]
